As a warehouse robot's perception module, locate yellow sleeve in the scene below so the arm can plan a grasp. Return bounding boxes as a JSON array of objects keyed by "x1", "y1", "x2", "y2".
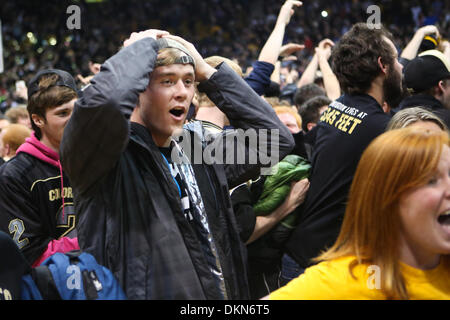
[
  {"x1": 269, "y1": 257, "x2": 387, "y2": 300},
  {"x1": 269, "y1": 261, "x2": 343, "y2": 300}
]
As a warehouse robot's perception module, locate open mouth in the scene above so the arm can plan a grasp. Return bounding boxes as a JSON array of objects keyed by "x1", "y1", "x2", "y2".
[
  {"x1": 437, "y1": 210, "x2": 450, "y2": 226},
  {"x1": 169, "y1": 107, "x2": 185, "y2": 118}
]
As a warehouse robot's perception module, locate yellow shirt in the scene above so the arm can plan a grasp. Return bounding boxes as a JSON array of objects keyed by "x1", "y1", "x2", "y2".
[{"x1": 269, "y1": 256, "x2": 450, "y2": 300}]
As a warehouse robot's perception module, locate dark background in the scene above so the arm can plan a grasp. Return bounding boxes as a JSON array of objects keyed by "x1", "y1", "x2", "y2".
[{"x1": 0, "y1": 0, "x2": 448, "y2": 108}]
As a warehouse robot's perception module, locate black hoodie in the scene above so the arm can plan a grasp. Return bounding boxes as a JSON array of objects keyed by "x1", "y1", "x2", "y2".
[
  {"x1": 397, "y1": 94, "x2": 450, "y2": 129},
  {"x1": 0, "y1": 133, "x2": 79, "y2": 266}
]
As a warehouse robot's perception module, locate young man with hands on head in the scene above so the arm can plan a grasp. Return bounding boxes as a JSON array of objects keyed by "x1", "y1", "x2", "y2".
[{"x1": 60, "y1": 29, "x2": 294, "y2": 299}]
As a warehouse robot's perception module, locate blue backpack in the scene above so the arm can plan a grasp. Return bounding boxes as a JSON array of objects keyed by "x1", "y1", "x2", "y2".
[{"x1": 21, "y1": 250, "x2": 126, "y2": 300}]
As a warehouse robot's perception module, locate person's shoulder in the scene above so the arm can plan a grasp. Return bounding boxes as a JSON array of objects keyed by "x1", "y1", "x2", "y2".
[
  {"x1": 270, "y1": 256, "x2": 386, "y2": 300},
  {"x1": 311, "y1": 256, "x2": 356, "y2": 279},
  {"x1": 269, "y1": 257, "x2": 352, "y2": 300},
  {"x1": 340, "y1": 94, "x2": 384, "y2": 112},
  {"x1": 0, "y1": 153, "x2": 34, "y2": 178},
  {"x1": 344, "y1": 94, "x2": 391, "y2": 131}
]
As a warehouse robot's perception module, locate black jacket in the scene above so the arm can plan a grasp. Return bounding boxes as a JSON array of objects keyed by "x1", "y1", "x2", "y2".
[
  {"x1": 397, "y1": 94, "x2": 450, "y2": 129},
  {"x1": 0, "y1": 137, "x2": 77, "y2": 266},
  {"x1": 0, "y1": 230, "x2": 31, "y2": 300},
  {"x1": 285, "y1": 94, "x2": 391, "y2": 268},
  {"x1": 60, "y1": 37, "x2": 294, "y2": 299}
]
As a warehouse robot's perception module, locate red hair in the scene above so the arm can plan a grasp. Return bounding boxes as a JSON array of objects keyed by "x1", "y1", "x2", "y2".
[{"x1": 316, "y1": 127, "x2": 450, "y2": 299}]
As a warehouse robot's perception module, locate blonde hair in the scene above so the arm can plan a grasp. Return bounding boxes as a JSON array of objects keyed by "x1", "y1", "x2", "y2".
[
  {"x1": 316, "y1": 127, "x2": 450, "y2": 299},
  {"x1": 2, "y1": 124, "x2": 31, "y2": 153},
  {"x1": 264, "y1": 97, "x2": 291, "y2": 108},
  {"x1": 196, "y1": 56, "x2": 243, "y2": 107},
  {"x1": 156, "y1": 47, "x2": 194, "y2": 68},
  {"x1": 387, "y1": 107, "x2": 447, "y2": 131},
  {"x1": 5, "y1": 106, "x2": 29, "y2": 123},
  {"x1": 273, "y1": 106, "x2": 302, "y2": 130}
]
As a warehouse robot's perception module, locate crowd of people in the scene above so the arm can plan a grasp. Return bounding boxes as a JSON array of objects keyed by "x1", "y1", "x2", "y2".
[
  {"x1": 1, "y1": 0, "x2": 449, "y2": 109},
  {"x1": 0, "y1": 0, "x2": 449, "y2": 300}
]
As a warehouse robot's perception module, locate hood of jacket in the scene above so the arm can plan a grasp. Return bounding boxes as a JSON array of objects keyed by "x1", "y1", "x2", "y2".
[
  {"x1": 16, "y1": 132, "x2": 67, "y2": 221},
  {"x1": 16, "y1": 132, "x2": 60, "y2": 168}
]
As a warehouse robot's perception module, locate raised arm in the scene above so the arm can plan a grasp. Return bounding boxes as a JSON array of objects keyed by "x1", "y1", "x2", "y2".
[
  {"x1": 258, "y1": 1, "x2": 303, "y2": 64},
  {"x1": 297, "y1": 54, "x2": 319, "y2": 88},
  {"x1": 60, "y1": 30, "x2": 168, "y2": 194},
  {"x1": 246, "y1": 1, "x2": 303, "y2": 95},
  {"x1": 400, "y1": 25, "x2": 440, "y2": 61},
  {"x1": 206, "y1": 68, "x2": 295, "y2": 186},
  {"x1": 315, "y1": 40, "x2": 341, "y2": 100},
  {"x1": 297, "y1": 38, "x2": 336, "y2": 90}
]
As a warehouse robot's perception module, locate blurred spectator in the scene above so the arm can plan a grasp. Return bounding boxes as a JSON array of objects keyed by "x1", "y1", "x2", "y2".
[
  {"x1": 5, "y1": 105, "x2": 31, "y2": 129},
  {"x1": 400, "y1": 25, "x2": 441, "y2": 67},
  {"x1": 0, "y1": 115, "x2": 11, "y2": 133},
  {"x1": 387, "y1": 106, "x2": 448, "y2": 132},
  {"x1": 298, "y1": 95, "x2": 331, "y2": 132},
  {"x1": 399, "y1": 49, "x2": 450, "y2": 128},
  {"x1": 1, "y1": 1, "x2": 449, "y2": 112},
  {"x1": 274, "y1": 104, "x2": 311, "y2": 159},
  {"x1": 195, "y1": 55, "x2": 244, "y2": 132},
  {"x1": 293, "y1": 83, "x2": 326, "y2": 111},
  {"x1": 76, "y1": 61, "x2": 102, "y2": 86},
  {"x1": 274, "y1": 106, "x2": 302, "y2": 134},
  {"x1": 297, "y1": 95, "x2": 331, "y2": 159},
  {"x1": 264, "y1": 97, "x2": 291, "y2": 108},
  {"x1": 0, "y1": 124, "x2": 32, "y2": 162}
]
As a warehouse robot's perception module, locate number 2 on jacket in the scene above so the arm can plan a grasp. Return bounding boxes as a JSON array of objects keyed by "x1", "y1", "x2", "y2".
[{"x1": 8, "y1": 219, "x2": 29, "y2": 249}]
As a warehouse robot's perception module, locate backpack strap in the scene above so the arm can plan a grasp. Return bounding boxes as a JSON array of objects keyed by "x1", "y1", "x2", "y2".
[
  {"x1": 82, "y1": 270, "x2": 99, "y2": 300},
  {"x1": 31, "y1": 266, "x2": 62, "y2": 300}
]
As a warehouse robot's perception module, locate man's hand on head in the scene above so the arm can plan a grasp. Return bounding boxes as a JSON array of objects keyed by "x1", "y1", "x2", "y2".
[
  {"x1": 123, "y1": 29, "x2": 170, "y2": 47},
  {"x1": 161, "y1": 35, "x2": 217, "y2": 82}
]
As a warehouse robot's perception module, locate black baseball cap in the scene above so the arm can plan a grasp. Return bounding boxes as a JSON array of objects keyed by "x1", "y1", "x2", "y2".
[
  {"x1": 404, "y1": 50, "x2": 450, "y2": 93},
  {"x1": 27, "y1": 69, "x2": 78, "y2": 98}
]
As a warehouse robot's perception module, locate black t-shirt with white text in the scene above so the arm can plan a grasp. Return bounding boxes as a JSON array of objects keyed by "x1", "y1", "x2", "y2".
[{"x1": 285, "y1": 94, "x2": 391, "y2": 268}]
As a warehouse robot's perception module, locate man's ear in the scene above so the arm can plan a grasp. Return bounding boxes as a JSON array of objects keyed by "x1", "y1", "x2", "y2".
[
  {"x1": 381, "y1": 101, "x2": 391, "y2": 113},
  {"x1": 31, "y1": 114, "x2": 45, "y2": 128},
  {"x1": 130, "y1": 105, "x2": 141, "y2": 123},
  {"x1": 378, "y1": 57, "x2": 389, "y2": 75},
  {"x1": 437, "y1": 80, "x2": 447, "y2": 93}
]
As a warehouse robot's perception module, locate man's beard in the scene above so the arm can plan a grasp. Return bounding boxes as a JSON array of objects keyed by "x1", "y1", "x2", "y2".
[{"x1": 383, "y1": 67, "x2": 404, "y2": 109}]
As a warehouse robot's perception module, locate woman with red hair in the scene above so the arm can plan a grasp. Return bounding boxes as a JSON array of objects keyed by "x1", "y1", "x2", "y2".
[{"x1": 266, "y1": 127, "x2": 450, "y2": 299}]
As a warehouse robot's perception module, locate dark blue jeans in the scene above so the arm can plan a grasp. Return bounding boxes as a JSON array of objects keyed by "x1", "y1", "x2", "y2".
[{"x1": 279, "y1": 254, "x2": 305, "y2": 286}]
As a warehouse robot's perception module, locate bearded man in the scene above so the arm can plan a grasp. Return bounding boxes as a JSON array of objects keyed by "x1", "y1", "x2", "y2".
[{"x1": 281, "y1": 23, "x2": 404, "y2": 283}]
